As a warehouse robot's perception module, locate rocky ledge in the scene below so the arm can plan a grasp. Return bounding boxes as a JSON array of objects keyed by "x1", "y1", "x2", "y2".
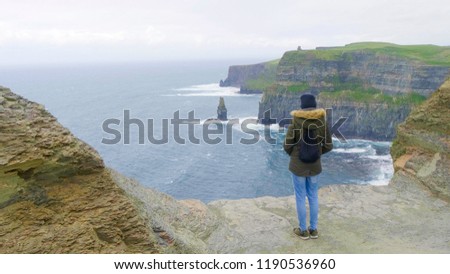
[
  {"x1": 391, "y1": 78, "x2": 450, "y2": 201},
  {"x1": 118, "y1": 176, "x2": 450, "y2": 253}
]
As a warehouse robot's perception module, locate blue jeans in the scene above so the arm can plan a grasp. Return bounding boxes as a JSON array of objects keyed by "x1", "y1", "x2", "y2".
[{"x1": 292, "y1": 173, "x2": 319, "y2": 231}]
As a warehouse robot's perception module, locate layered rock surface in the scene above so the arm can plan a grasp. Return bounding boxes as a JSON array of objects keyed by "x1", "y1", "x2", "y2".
[
  {"x1": 391, "y1": 78, "x2": 450, "y2": 201},
  {"x1": 0, "y1": 87, "x2": 196, "y2": 253},
  {"x1": 221, "y1": 43, "x2": 450, "y2": 140},
  {"x1": 259, "y1": 92, "x2": 412, "y2": 140},
  {"x1": 208, "y1": 184, "x2": 450, "y2": 253},
  {"x1": 276, "y1": 50, "x2": 449, "y2": 96},
  {"x1": 220, "y1": 63, "x2": 267, "y2": 87}
]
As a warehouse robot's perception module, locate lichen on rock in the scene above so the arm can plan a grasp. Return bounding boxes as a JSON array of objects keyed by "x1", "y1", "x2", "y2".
[
  {"x1": 391, "y1": 78, "x2": 450, "y2": 200},
  {"x1": 0, "y1": 86, "x2": 160, "y2": 253}
]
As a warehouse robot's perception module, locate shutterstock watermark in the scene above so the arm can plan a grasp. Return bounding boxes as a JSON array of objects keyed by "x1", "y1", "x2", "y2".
[{"x1": 101, "y1": 109, "x2": 347, "y2": 145}]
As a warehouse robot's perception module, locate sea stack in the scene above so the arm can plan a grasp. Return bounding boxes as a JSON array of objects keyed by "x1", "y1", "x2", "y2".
[{"x1": 217, "y1": 97, "x2": 227, "y2": 120}]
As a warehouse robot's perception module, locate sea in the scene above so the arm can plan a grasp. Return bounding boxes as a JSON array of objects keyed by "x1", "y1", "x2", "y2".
[{"x1": 0, "y1": 61, "x2": 393, "y2": 203}]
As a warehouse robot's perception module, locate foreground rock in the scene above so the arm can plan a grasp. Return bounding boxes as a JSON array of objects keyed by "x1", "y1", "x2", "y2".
[
  {"x1": 391, "y1": 78, "x2": 450, "y2": 201},
  {"x1": 0, "y1": 87, "x2": 190, "y2": 253}
]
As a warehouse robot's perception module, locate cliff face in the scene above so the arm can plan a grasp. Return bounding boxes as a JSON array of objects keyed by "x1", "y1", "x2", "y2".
[
  {"x1": 391, "y1": 78, "x2": 450, "y2": 201},
  {"x1": 220, "y1": 63, "x2": 265, "y2": 87},
  {"x1": 220, "y1": 60, "x2": 279, "y2": 93},
  {"x1": 0, "y1": 87, "x2": 160, "y2": 253},
  {"x1": 277, "y1": 50, "x2": 449, "y2": 96},
  {"x1": 259, "y1": 91, "x2": 411, "y2": 140},
  {"x1": 220, "y1": 63, "x2": 266, "y2": 87},
  {"x1": 254, "y1": 43, "x2": 450, "y2": 140}
]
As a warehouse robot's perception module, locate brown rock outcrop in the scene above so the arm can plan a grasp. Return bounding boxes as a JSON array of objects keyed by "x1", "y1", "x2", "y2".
[
  {"x1": 0, "y1": 86, "x2": 160, "y2": 253},
  {"x1": 391, "y1": 78, "x2": 450, "y2": 200}
]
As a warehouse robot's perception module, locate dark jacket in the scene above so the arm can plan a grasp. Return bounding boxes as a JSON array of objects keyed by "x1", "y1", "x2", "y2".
[{"x1": 283, "y1": 108, "x2": 333, "y2": 176}]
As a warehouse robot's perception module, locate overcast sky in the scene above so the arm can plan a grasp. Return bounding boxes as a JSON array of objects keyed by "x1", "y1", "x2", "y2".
[{"x1": 1, "y1": 0, "x2": 449, "y2": 65}]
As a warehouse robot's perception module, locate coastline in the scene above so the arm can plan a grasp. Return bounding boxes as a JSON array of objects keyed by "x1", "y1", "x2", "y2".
[{"x1": 1, "y1": 79, "x2": 449, "y2": 253}]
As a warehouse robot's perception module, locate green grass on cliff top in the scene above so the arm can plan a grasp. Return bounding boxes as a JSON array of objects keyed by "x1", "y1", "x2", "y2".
[
  {"x1": 319, "y1": 89, "x2": 427, "y2": 105},
  {"x1": 281, "y1": 42, "x2": 450, "y2": 66},
  {"x1": 264, "y1": 82, "x2": 427, "y2": 106}
]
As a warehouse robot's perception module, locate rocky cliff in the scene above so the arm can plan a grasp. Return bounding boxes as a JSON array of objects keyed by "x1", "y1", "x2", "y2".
[
  {"x1": 391, "y1": 78, "x2": 450, "y2": 201},
  {"x1": 1, "y1": 83, "x2": 449, "y2": 254},
  {"x1": 276, "y1": 46, "x2": 450, "y2": 96},
  {"x1": 220, "y1": 60, "x2": 279, "y2": 93},
  {"x1": 0, "y1": 86, "x2": 209, "y2": 253},
  {"x1": 0, "y1": 87, "x2": 159, "y2": 253},
  {"x1": 220, "y1": 63, "x2": 266, "y2": 87},
  {"x1": 259, "y1": 90, "x2": 412, "y2": 140},
  {"x1": 225, "y1": 43, "x2": 450, "y2": 140}
]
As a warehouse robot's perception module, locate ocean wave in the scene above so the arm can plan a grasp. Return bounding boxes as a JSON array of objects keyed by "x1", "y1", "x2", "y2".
[
  {"x1": 231, "y1": 117, "x2": 281, "y2": 132},
  {"x1": 362, "y1": 154, "x2": 392, "y2": 161},
  {"x1": 364, "y1": 178, "x2": 390, "y2": 186},
  {"x1": 199, "y1": 116, "x2": 255, "y2": 124},
  {"x1": 333, "y1": 139, "x2": 392, "y2": 150},
  {"x1": 165, "y1": 83, "x2": 257, "y2": 97},
  {"x1": 198, "y1": 117, "x2": 281, "y2": 132},
  {"x1": 174, "y1": 83, "x2": 236, "y2": 92},
  {"x1": 364, "y1": 165, "x2": 394, "y2": 186},
  {"x1": 333, "y1": 147, "x2": 369, "y2": 154}
]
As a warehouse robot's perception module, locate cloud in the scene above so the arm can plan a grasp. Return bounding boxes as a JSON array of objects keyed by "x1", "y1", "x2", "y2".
[
  {"x1": 0, "y1": 0, "x2": 449, "y2": 65},
  {"x1": 143, "y1": 26, "x2": 166, "y2": 45},
  {"x1": 0, "y1": 22, "x2": 127, "y2": 46}
]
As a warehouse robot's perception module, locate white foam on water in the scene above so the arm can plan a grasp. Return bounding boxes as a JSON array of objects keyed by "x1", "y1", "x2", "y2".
[
  {"x1": 227, "y1": 117, "x2": 282, "y2": 133},
  {"x1": 199, "y1": 118, "x2": 228, "y2": 125},
  {"x1": 199, "y1": 117, "x2": 275, "y2": 129},
  {"x1": 198, "y1": 116, "x2": 285, "y2": 143},
  {"x1": 362, "y1": 154, "x2": 392, "y2": 161},
  {"x1": 365, "y1": 179, "x2": 389, "y2": 186},
  {"x1": 196, "y1": 117, "x2": 266, "y2": 142},
  {"x1": 171, "y1": 92, "x2": 245, "y2": 97},
  {"x1": 364, "y1": 163, "x2": 394, "y2": 186},
  {"x1": 333, "y1": 147, "x2": 368, "y2": 154},
  {"x1": 362, "y1": 150, "x2": 394, "y2": 186},
  {"x1": 174, "y1": 83, "x2": 235, "y2": 92},
  {"x1": 165, "y1": 83, "x2": 257, "y2": 97}
]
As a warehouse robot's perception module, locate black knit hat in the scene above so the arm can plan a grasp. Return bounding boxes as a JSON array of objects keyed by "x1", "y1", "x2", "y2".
[{"x1": 300, "y1": 94, "x2": 317, "y2": 109}]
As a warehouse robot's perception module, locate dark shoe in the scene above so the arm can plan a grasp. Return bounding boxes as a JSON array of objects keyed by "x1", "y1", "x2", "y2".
[
  {"x1": 308, "y1": 227, "x2": 319, "y2": 239},
  {"x1": 293, "y1": 228, "x2": 310, "y2": 240}
]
